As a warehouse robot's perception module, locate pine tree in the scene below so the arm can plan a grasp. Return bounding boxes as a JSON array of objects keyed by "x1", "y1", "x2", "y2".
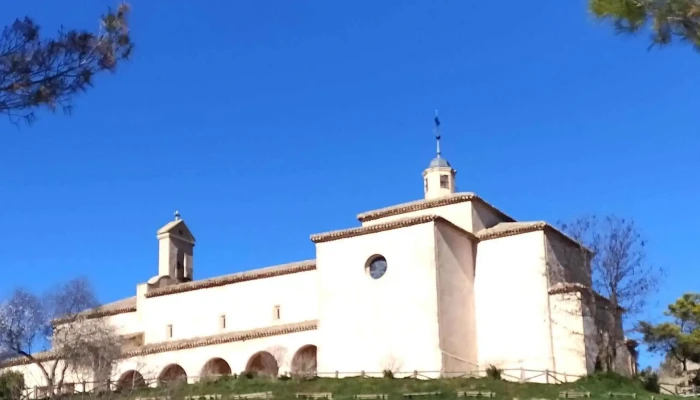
[{"x1": 590, "y1": 0, "x2": 700, "y2": 50}]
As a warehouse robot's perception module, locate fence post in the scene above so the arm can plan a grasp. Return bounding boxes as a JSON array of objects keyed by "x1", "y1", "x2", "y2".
[
  {"x1": 545, "y1": 369, "x2": 550, "y2": 384},
  {"x1": 413, "y1": 370, "x2": 418, "y2": 378},
  {"x1": 361, "y1": 370, "x2": 365, "y2": 378},
  {"x1": 335, "y1": 371, "x2": 339, "y2": 378},
  {"x1": 82, "y1": 381, "x2": 86, "y2": 393},
  {"x1": 520, "y1": 367, "x2": 525, "y2": 383},
  {"x1": 564, "y1": 373, "x2": 568, "y2": 383}
]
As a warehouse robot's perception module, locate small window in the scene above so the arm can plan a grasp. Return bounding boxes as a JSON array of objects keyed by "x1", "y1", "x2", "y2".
[
  {"x1": 166, "y1": 324, "x2": 173, "y2": 339},
  {"x1": 366, "y1": 255, "x2": 388, "y2": 279},
  {"x1": 440, "y1": 175, "x2": 449, "y2": 189},
  {"x1": 273, "y1": 305, "x2": 281, "y2": 320},
  {"x1": 219, "y1": 315, "x2": 226, "y2": 330},
  {"x1": 424, "y1": 178, "x2": 429, "y2": 192}
]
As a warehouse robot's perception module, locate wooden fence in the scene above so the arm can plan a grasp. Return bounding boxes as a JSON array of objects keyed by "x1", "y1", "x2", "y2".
[{"x1": 25, "y1": 368, "x2": 588, "y2": 399}]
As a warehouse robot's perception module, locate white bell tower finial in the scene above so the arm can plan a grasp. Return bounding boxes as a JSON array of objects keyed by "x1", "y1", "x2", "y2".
[{"x1": 422, "y1": 111, "x2": 456, "y2": 199}]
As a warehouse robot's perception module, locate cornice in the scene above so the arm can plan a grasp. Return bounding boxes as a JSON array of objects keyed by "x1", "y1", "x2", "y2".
[
  {"x1": 145, "y1": 260, "x2": 316, "y2": 298},
  {"x1": 356, "y1": 193, "x2": 515, "y2": 224},
  {"x1": 311, "y1": 215, "x2": 478, "y2": 244},
  {"x1": 1, "y1": 320, "x2": 318, "y2": 367}
]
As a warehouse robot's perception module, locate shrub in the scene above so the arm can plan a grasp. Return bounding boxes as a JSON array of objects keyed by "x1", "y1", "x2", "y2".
[
  {"x1": 638, "y1": 369, "x2": 660, "y2": 393},
  {"x1": 0, "y1": 371, "x2": 24, "y2": 400},
  {"x1": 239, "y1": 370, "x2": 258, "y2": 379},
  {"x1": 278, "y1": 375, "x2": 291, "y2": 381},
  {"x1": 382, "y1": 370, "x2": 395, "y2": 379},
  {"x1": 486, "y1": 365, "x2": 502, "y2": 380},
  {"x1": 581, "y1": 371, "x2": 635, "y2": 387}
]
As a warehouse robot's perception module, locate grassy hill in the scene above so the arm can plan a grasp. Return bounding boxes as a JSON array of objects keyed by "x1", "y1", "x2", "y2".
[{"x1": 115, "y1": 373, "x2": 673, "y2": 400}]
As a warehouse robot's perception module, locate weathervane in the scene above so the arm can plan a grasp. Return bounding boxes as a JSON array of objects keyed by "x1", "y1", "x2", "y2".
[
  {"x1": 434, "y1": 109, "x2": 442, "y2": 158},
  {"x1": 174, "y1": 210, "x2": 181, "y2": 221}
]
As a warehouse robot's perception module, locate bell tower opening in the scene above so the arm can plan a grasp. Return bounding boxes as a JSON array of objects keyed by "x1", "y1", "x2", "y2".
[{"x1": 155, "y1": 211, "x2": 196, "y2": 285}]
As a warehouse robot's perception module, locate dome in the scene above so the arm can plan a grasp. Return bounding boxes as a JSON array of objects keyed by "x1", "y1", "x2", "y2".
[{"x1": 428, "y1": 157, "x2": 451, "y2": 168}]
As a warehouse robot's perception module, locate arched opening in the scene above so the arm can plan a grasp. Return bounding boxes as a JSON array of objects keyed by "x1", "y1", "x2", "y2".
[
  {"x1": 291, "y1": 345, "x2": 317, "y2": 377},
  {"x1": 158, "y1": 364, "x2": 187, "y2": 386},
  {"x1": 116, "y1": 370, "x2": 145, "y2": 391},
  {"x1": 245, "y1": 351, "x2": 279, "y2": 377},
  {"x1": 201, "y1": 358, "x2": 232, "y2": 377}
]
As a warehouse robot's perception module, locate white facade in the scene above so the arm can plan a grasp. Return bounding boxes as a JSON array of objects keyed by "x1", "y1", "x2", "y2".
[{"x1": 1, "y1": 153, "x2": 636, "y2": 394}]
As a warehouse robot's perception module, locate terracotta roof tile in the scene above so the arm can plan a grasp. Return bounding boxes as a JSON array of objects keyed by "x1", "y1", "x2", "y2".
[
  {"x1": 476, "y1": 221, "x2": 548, "y2": 240},
  {"x1": 548, "y1": 282, "x2": 625, "y2": 311},
  {"x1": 0, "y1": 320, "x2": 318, "y2": 367},
  {"x1": 145, "y1": 260, "x2": 316, "y2": 298},
  {"x1": 54, "y1": 297, "x2": 137, "y2": 325},
  {"x1": 477, "y1": 221, "x2": 592, "y2": 254},
  {"x1": 124, "y1": 320, "x2": 317, "y2": 357},
  {"x1": 356, "y1": 192, "x2": 515, "y2": 223},
  {"x1": 310, "y1": 215, "x2": 478, "y2": 244},
  {"x1": 548, "y1": 282, "x2": 589, "y2": 295},
  {"x1": 0, "y1": 351, "x2": 57, "y2": 368}
]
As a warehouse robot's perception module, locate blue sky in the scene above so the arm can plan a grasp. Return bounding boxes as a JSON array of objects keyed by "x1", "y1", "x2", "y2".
[{"x1": 1, "y1": 0, "x2": 698, "y2": 369}]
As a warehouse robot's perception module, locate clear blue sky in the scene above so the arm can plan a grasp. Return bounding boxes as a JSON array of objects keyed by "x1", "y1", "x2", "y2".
[{"x1": 1, "y1": 0, "x2": 698, "y2": 369}]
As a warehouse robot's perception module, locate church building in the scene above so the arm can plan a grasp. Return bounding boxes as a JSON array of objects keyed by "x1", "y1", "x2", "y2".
[{"x1": 2, "y1": 121, "x2": 636, "y2": 394}]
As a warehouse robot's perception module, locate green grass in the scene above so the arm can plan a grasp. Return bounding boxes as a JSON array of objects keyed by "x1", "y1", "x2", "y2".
[{"x1": 103, "y1": 373, "x2": 676, "y2": 400}]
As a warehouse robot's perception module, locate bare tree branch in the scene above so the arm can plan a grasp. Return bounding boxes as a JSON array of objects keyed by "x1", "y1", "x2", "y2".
[
  {"x1": 556, "y1": 214, "x2": 662, "y2": 373},
  {"x1": 0, "y1": 278, "x2": 121, "y2": 399}
]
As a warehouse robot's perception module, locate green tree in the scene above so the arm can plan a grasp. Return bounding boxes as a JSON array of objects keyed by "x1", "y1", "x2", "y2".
[
  {"x1": 0, "y1": 4, "x2": 133, "y2": 125},
  {"x1": 0, "y1": 371, "x2": 23, "y2": 400},
  {"x1": 640, "y1": 293, "x2": 700, "y2": 381},
  {"x1": 589, "y1": 0, "x2": 700, "y2": 50}
]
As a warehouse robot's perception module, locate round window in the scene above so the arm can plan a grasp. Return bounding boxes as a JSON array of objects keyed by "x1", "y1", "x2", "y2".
[{"x1": 366, "y1": 255, "x2": 387, "y2": 279}]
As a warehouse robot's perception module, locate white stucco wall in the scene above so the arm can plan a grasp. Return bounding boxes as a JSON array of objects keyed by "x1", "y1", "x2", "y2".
[
  {"x1": 549, "y1": 292, "x2": 588, "y2": 377},
  {"x1": 139, "y1": 271, "x2": 318, "y2": 344},
  {"x1": 113, "y1": 329, "x2": 317, "y2": 382},
  {"x1": 583, "y1": 295, "x2": 634, "y2": 377},
  {"x1": 8, "y1": 328, "x2": 317, "y2": 394},
  {"x1": 470, "y1": 202, "x2": 507, "y2": 232},
  {"x1": 434, "y1": 223, "x2": 478, "y2": 374},
  {"x1": 107, "y1": 312, "x2": 140, "y2": 337},
  {"x1": 314, "y1": 222, "x2": 443, "y2": 376},
  {"x1": 545, "y1": 232, "x2": 591, "y2": 287},
  {"x1": 474, "y1": 231, "x2": 555, "y2": 377},
  {"x1": 3, "y1": 192, "x2": 609, "y2": 390}
]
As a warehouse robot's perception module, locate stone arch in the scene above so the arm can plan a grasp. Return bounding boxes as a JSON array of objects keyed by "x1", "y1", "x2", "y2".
[
  {"x1": 116, "y1": 370, "x2": 145, "y2": 391},
  {"x1": 245, "y1": 351, "x2": 279, "y2": 377},
  {"x1": 201, "y1": 358, "x2": 232, "y2": 377},
  {"x1": 158, "y1": 364, "x2": 187, "y2": 386},
  {"x1": 291, "y1": 345, "x2": 317, "y2": 377}
]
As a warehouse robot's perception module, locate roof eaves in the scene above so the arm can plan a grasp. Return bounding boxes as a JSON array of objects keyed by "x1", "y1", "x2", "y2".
[
  {"x1": 355, "y1": 193, "x2": 516, "y2": 224},
  {"x1": 477, "y1": 222, "x2": 593, "y2": 255},
  {"x1": 145, "y1": 260, "x2": 316, "y2": 298},
  {"x1": 311, "y1": 215, "x2": 442, "y2": 244},
  {"x1": 123, "y1": 320, "x2": 317, "y2": 358},
  {"x1": 0, "y1": 320, "x2": 318, "y2": 367},
  {"x1": 476, "y1": 221, "x2": 548, "y2": 241},
  {"x1": 356, "y1": 193, "x2": 477, "y2": 222},
  {"x1": 53, "y1": 299, "x2": 137, "y2": 325}
]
